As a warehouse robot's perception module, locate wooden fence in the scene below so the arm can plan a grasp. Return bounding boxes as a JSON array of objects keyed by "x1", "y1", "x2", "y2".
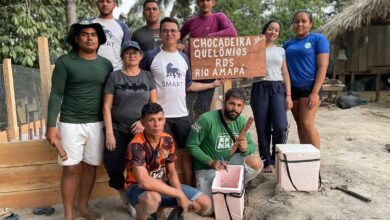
[{"x1": 0, "y1": 37, "x2": 116, "y2": 208}]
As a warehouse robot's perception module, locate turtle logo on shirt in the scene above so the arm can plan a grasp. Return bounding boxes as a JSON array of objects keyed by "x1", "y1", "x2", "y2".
[
  {"x1": 304, "y1": 42, "x2": 312, "y2": 49},
  {"x1": 166, "y1": 63, "x2": 182, "y2": 78},
  {"x1": 102, "y1": 28, "x2": 114, "y2": 39}
]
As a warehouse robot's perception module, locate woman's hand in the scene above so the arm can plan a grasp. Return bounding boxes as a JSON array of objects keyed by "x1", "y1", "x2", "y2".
[
  {"x1": 105, "y1": 132, "x2": 116, "y2": 151},
  {"x1": 131, "y1": 120, "x2": 144, "y2": 134},
  {"x1": 285, "y1": 95, "x2": 293, "y2": 110},
  {"x1": 307, "y1": 92, "x2": 320, "y2": 110}
]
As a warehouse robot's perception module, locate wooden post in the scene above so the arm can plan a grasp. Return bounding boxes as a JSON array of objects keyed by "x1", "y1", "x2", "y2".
[
  {"x1": 375, "y1": 72, "x2": 381, "y2": 102},
  {"x1": 223, "y1": 79, "x2": 232, "y2": 94},
  {"x1": 37, "y1": 37, "x2": 52, "y2": 121},
  {"x1": 3, "y1": 59, "x2": 18, "y2": 141},
  {"x1": 350, "y1": 72, "x2": 355, "y2": 91}
]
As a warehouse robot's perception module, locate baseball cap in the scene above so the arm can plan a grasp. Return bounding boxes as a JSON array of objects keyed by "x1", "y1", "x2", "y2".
[{"x1": 121, "y1": 41, "x2": 143, "y2": 55}]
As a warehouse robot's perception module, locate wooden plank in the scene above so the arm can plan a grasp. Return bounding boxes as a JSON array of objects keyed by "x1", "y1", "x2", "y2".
[
  {"x1": 375, "y1": 72, "x2": 382, "y2": 102},
  {"x1": 0, "y1": 131, "x2": 8, "y2": 142},
  {"x1": 0, "y1": 181, "x2": 116, "y2": 208},
  {"x1": 190, "y1": 36, "x2": 266, "y2": 80},
  {"x1": 224, "y1": 79, "x2": 232, "y2": 94},
  {"x1": 37, "y1": 37, "x2": 52, "y2": 121},
  {"x1": 18, "y1": 123, "x2": 30, "y2": 141},
  {"x1": 0, "y1": 164, "x2": 109, "y2": 193},
  {"x1": 3, "y1": 59, "x2": 18, "y2": 141},
  {"x1": 0, "y1": 140, "x2": 57, "y2": 168},
  {"x1": 367, "y1": 25, "x2": 390, "y2": 69},
  {"x1": 350, "y1": 72, "x2": 355, "y2": 91},
  {"x1": 358, "y1": 27, "x2": 368, "y2": 72}
]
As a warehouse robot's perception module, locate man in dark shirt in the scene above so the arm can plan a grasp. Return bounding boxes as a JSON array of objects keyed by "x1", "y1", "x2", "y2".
[{"x1": 132, "y1": 0, "x2": 161, "y2": 52}]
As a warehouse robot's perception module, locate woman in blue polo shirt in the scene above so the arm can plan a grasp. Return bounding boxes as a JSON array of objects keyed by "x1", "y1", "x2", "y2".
[{"x1": 283, "y1": 10, "x2": 329, "y2": 150}]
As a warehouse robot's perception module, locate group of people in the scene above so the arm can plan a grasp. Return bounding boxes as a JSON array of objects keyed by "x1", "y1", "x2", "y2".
[
  {"x1": 251, "y1": 11, "x2": 329, "y2": 173},
  {"x1": 45, "y1": 0, "x2": 329, "y2": 219}
]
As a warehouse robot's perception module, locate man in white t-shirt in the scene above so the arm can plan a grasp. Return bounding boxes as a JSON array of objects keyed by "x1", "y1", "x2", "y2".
[
  {"x1": 140, "y1": 17, "x2": 224, "y2": 186},
  {"x1": 88, "y1": 0, "x2": 131, "y2": 70}
]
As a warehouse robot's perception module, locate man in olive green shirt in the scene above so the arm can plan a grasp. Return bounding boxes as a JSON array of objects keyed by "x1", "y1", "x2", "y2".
[
  {"x1": 46, "y1": 21, "x2": 112, "y2": 220},
  {"x1": 186, "y1": 88, "x2": 263, "y2": 200}
]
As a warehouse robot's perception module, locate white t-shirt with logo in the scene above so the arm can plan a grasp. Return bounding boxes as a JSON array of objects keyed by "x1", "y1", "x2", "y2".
[
  {"x1": 141, "y1": 48, "x2": 192, "y2": 118},
  {"x1": 94, "y1": 18, "x2": 127, "y2": 71}
]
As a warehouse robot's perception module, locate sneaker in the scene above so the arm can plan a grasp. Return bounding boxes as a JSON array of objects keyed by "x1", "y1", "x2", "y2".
[
  {"x1": 167, "y1": 207, "x2": 184, "y2": 220},
  {"x1": 118, "y1": 190, "x2": 136, "y2": 218}
]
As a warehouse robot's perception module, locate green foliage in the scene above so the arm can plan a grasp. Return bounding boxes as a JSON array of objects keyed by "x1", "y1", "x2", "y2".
[
  {"x1": 171, "y1": 0, "x2": 193, "y2": 23},
  {"x1": 0, "y1": 0, "x2": 66, "y2": 67},
  {"x1": 213, "y1": 0, "x2": 264, "y2": 36},
  {"x1": 76, "y1": 0, "x2": 96, "y2": 21},
  {"x1": 268, "y1": 0, "x2": 326, "y2": 44},
  {"x1": 121, "y1": 1, "x2": 145, "y2": 31},
  {"x1": 0, "y1": 0, "x2": 344, "y2": 68},
  {"x1": 0, "y1": 0, "x2": 96, "y2": 67}
]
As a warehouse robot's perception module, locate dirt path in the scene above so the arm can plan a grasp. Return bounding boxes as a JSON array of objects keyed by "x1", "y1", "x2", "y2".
[
  {"x1": 14, "y1": 103, "x2": 390, "y2": 220},
  {"x1": 245, "y1": 103, "x2": 390, "y2": 220}
]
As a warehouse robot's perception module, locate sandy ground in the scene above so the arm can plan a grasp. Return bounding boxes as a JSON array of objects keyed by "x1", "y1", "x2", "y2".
[{"x1": 13, "y1": 102, "x2": 390, "y2": 220}]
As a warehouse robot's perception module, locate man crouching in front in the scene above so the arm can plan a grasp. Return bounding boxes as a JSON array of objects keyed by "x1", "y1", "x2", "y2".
[{"x1": 124, "y1": 102, "x2": 211, "y2": 219}]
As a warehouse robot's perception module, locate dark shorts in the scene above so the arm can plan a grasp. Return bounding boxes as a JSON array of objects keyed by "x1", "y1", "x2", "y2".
[
  {"x1": 126, "y1": 184, "x2": 202, "y2": 207},
  {"x1": 164, "y1": 116, "x2": 191, "y2": 148},
  {"x1": 291, "y1": 86, "x2": 322, "y2": 101}
]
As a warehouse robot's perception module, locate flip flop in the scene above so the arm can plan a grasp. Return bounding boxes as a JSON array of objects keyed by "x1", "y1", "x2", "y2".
[
  {"x1": 264, "y1": 165, "x2": 273, "y2": 173},
  {"x1": 4, "y1": 213, "x2": 19, "y2": 220},
  {"x1": 32, "y1": 207, "x2": 55, "y2": 216},
  {"x1": 0, "y1": 208, "x2": 13, "y2": 219},
  {"x1": 166, "y1": 207, "x2": 184, "y2": 220}
]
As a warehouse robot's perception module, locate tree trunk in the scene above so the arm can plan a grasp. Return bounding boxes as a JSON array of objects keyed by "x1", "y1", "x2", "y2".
[{"x1": 66, "y1": 0, "x2": 77, "y2": 29}]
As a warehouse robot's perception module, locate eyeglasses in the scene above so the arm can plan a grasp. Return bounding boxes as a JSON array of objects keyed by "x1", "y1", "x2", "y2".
[{"x1": 161, "y1": 29, "x2": 179, "y2": 34}]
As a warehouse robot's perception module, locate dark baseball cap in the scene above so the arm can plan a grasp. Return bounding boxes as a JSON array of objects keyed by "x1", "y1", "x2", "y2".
[{"x1": 121, "y1": 41, "x2": 143, "y2": 55}]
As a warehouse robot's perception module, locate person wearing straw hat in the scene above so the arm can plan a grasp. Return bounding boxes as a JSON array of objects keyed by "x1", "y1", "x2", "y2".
[{"x1": 46, "y1": 21, "x2": 112, "y2": 220}]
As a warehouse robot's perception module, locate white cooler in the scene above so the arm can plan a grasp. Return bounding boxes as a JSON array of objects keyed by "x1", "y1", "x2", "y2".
[
  {"x1": 276, "y1": 144, "x2": 320, "y2": 191},
  {"x1": 212, "y1": 165, "x2": 245, "y2": 220}
]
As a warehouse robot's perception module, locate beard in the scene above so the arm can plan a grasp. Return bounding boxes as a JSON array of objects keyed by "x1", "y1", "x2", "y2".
[{"x1": 223, "y1": 108, "x2": 241, "y2": 121}]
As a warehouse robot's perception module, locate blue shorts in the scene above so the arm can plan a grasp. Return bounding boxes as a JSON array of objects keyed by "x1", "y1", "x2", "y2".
[{"x1": 126, "y1": 184, "x2": 202, "y2": 208}]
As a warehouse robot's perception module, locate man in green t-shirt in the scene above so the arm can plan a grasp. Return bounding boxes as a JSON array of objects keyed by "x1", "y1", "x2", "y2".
[
  {"x1": 186, "y1": 88, "x2": 263, "y2": 200},
  {"x1": 46, "y1": 21, "x2": 113, "y2": 220}
]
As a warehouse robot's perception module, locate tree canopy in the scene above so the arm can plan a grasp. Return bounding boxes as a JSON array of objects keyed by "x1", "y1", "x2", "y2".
[
  {"x1": 0, "y1": 0, "x2": 96, "y2": 67},
  {"x1": 0, "y1": 0, "x2": 351, "y2": 67}
]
